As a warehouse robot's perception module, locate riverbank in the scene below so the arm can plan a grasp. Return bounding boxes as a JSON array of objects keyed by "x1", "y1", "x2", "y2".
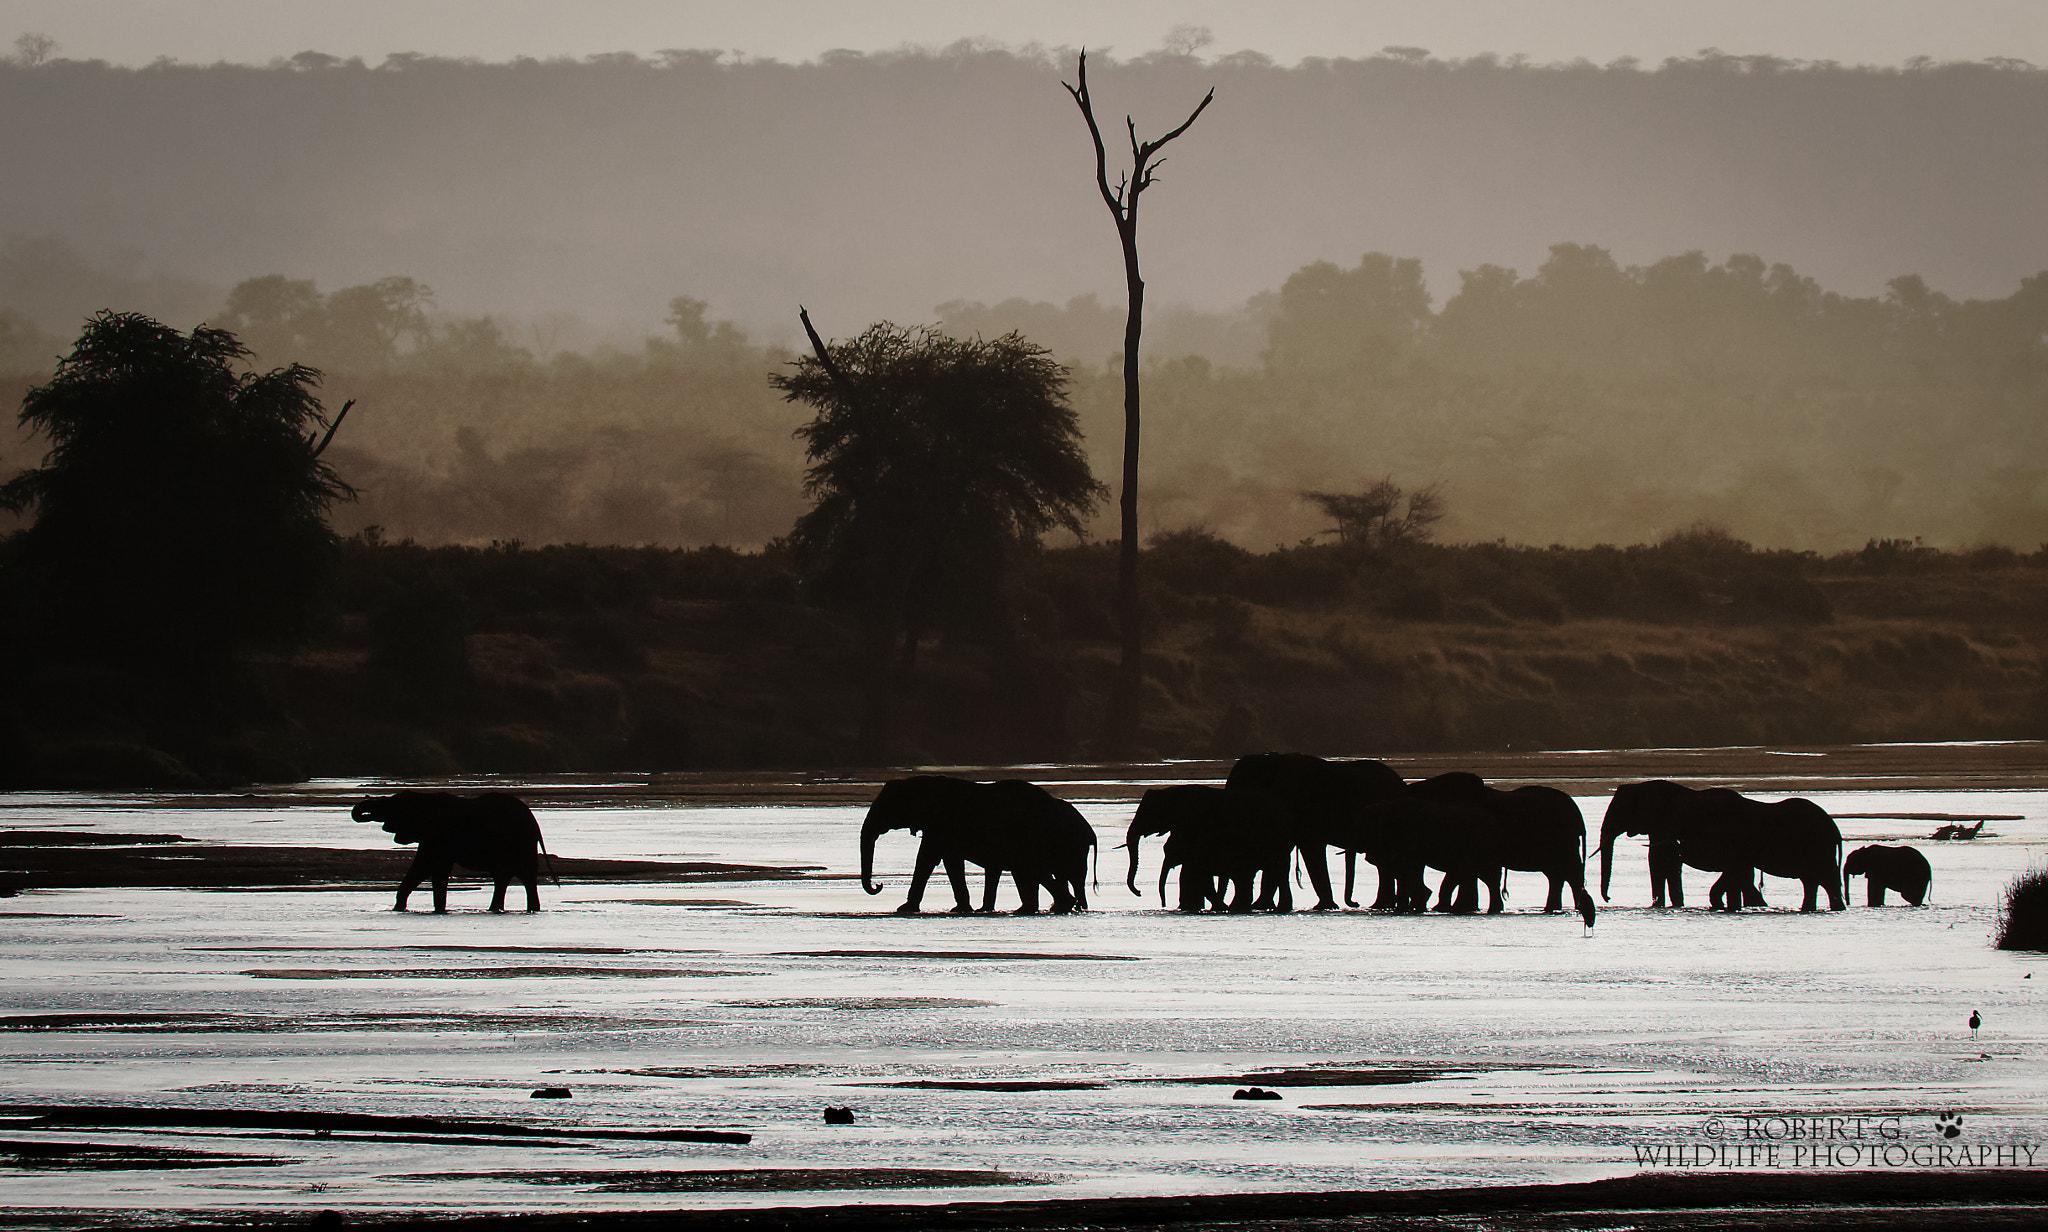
[{"x1": 4, "y1": 540, "x2": 2043, "y2": 790}]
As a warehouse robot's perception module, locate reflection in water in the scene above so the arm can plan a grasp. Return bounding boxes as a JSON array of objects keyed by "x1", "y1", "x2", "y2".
[{"x1": 0, "y1": 773, "x2": 2041, "y2": 1218}]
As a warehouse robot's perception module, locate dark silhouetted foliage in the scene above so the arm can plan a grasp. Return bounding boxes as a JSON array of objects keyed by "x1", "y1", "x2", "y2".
[
  {"x1": 1, "y1": 312, "x2": 352, "y2": 678},
  {"x1": 773, "y1": 321, "x2": 1103, "y2": 759},
  {"x1": 1994, "y1": 868, "x2": 2048, "y2": 951}
]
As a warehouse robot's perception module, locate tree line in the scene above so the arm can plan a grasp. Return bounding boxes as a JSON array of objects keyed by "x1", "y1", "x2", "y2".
[{"x1": 9, "y1": 239, "x2": 2040, "y2": 555}]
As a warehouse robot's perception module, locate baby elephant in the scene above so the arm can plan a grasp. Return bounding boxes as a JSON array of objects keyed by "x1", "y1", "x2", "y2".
[
  {"x1": 353, "y1": 791, "x2": 548, "y2": 912},
  {"x1": 1843, "y1": 844, "x2": 1932, "y2": 907}
]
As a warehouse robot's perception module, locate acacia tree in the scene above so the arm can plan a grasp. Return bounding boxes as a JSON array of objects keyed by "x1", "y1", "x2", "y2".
[
  {"x1": 0, "y1": 311, "x2": 354, "y2": 686},
  {"x1": 1303, "y1": 479, "x2": 1447, "y2": 550},
  {"x1": 1064, "y1": 51, "x2": 1212, "y2": 755},
  {"x1": 774, "y1": 314, "x2": 1103, "y2": 762}
]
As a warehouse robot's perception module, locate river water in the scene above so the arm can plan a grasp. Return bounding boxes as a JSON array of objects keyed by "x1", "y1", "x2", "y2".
[{"x1": 0, "y1": 753, "x2": 2043, "y2": 1223}]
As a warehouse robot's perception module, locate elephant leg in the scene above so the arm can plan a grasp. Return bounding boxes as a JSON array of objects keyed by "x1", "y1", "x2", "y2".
[
  {"x1": 1010, "y1": 870, "x2": 1042, "y2": 915},
  {"x1": 1865, "y1": 880, "x2": 1882, "y2": 907},
  {"x1": 1903, "y1": 883, "x2": 1926, "y2": 907},
  {"x1": 1343, "y1": 851, "x2": 1359, "y2": 908},
  {"x1": 393, "y1": 855, "x2": 433, "y2": 911},
  {"x1": 1302, "y1": 847, "x2": 1337, "y2": 911},
  {"x1": 897, "y1": 845, "x2": 943, "y2": 914},
  {"x1": 1044, "y1": 874, "x2": 1075, "y2": 914},
  {"x1": 1372, "y1": 866, "x2": 1400, "y2": 910},
  {"x1": 1543, "y1": 874, "x2": 1564, "y2": 913},
  {"x1": 1649, "y1": 844, "x2": 1682, "y2": 907},
  {"x1": 1214, "y1": 871, "x2": 1239, "y2": 911},
  {"x1": 1175, "y1": 866, "x2": 1207, "y2": 912},
  {"x1": 522, "y1": 874, "x2": 540, "y2": 912},
  {"x1": 1400, "y1": 868, "x2": 1429, "y2": 912},
  {"x1": 489, "y1": 876, "x2": 510, "y2": 913},
  {"x1": 432, "y1": 875, "x2": 451, "y2": 914},
  {"x1": 942, "y1": 856, "x2": 976, "y2": 914},
  {"x1": 1251, "y1": 864, "x2": 1279, "y2": 911},
  {"x1": 1434, "y1": 873, "x2": 1457, "y2": 912},
  {"x1": 979, "y1": 868, "x2": 1004, "y2": 913},
  {"x1": 1485, "y1": 876, "x2": 1503, "y2": 914}
]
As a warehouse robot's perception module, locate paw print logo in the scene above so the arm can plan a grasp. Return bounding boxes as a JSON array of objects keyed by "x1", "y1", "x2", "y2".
[{"x1": 1935, "y1": 1112, "x2": 1964, "y2": 1139}]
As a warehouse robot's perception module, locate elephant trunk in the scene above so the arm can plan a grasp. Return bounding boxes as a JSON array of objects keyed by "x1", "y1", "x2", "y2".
[
  {"x1": 1125, "y1": 821, "x2": 1146, "y2": 896},
  {"x1": 1598, "y1": 814, "x2": 1622, "y2": 902},
  {"x1": 859, "y1": 816, "x2": 890, "y2": 896}
]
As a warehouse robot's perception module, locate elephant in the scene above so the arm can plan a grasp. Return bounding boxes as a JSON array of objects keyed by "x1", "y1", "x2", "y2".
[
  {"x1": 1844, "y1": 844, "x2": 1933, "y2": 906},
  {"x1": 1599, "y1": 780, "x2": 1845, "y2": 912},
  {"x1": 352, "y1": 791, "x2": 548, "y2": 913},
  {"x1": 1320, "y1": 793, "x2": 1507, "y2": 915},
  {"x1": 857, "y1": 775, "x2": 1096, "y2": 916},
  {"x1": 1223, "y1": 753, "x2": 1407, "y2": 910},
  {"x1": 1407, "y1": 772, "x2": 1597, "y2": 927},
  {"x1": 1125, "y1": 784, "x2": 1295, "y2": 912}
]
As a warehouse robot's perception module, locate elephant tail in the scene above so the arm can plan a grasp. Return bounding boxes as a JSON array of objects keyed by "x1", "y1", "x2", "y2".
[{"x1": 538, "y1": 831, "x2": 561, "y2": 887}]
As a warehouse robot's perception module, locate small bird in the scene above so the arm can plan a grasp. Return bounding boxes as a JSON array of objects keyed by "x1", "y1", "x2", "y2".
[{"x1": 1969, "y1": 1010, "x2": 1981, "y2": 1035}]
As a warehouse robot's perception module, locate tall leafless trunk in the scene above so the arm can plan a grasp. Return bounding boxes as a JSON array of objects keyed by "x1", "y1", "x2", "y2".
[
  {"x1": 799, "y1": 307, "x2": 904, "y2": 764},
  {"x1": 1064, "y1": 52, "x2": 1212, "y2": 757}
]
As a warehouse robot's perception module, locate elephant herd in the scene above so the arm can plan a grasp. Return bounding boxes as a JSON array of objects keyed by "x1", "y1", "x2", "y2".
[
  {"x1": 341, "y1": 770, "x2": 1936, "y2": 919},
  {"x1": 858, "y1": 755, "x2": 1942, "y2": 923}
]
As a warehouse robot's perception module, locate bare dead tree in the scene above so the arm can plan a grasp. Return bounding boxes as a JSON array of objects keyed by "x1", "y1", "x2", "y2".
[{"x1": 1064, "y1": 51, "x2": 1213, "y2": 756}]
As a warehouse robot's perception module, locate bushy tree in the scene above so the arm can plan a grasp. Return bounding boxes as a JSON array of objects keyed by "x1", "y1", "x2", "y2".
[
  {"x1": 773, "y1": 320, "x2": 1103, "y2": 760},
  {"x1": 1, "y1": 311, "x2": 354, "y2": 681},
  {"x1": 1303, "y1": 478, "x2": 1446, "y2": 551}
]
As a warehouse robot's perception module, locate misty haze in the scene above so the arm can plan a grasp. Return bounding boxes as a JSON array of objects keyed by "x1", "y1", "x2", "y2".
[{"x1": 2, "y1": 44, "x2": 2045, "y2": 551}]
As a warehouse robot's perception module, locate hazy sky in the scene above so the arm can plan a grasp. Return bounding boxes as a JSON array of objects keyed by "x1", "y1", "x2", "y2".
[{"x1": 3, "y1": 0, "x2": 2044, "y2": 68}]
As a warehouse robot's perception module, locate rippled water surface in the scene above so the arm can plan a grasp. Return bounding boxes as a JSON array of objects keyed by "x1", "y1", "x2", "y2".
[{"x1": 1, "y1": 765, "x2": 2043, "y2": 1222}]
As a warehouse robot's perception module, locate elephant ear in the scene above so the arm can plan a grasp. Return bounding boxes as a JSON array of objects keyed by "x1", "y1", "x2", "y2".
[{"x1": 375, "y1": 798, "x2": 434, "y2": 846}]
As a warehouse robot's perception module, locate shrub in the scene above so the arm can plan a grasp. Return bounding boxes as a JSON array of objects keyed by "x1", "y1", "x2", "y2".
[{"x1": 1994, "y1": 868, "x2": 2048, "y2": 951}]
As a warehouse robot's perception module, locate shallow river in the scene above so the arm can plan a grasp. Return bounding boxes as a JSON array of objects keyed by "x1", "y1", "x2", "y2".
[{"x1": 1, "y1": 753, "x2": 2044, "y2": 1223}]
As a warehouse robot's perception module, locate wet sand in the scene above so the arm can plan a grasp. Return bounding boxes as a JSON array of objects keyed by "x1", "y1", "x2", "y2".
[{"x1": 30, "y1": 1171, "x2": 2046, "y2": 1229}]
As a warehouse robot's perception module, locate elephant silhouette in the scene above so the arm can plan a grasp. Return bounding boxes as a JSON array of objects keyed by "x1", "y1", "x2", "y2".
[
  {"x1": 857, "y1": 775, "x2": 1096, "y2": 915},
  {"x1": 1844, "y1": 844, "x2": 1933, "y2": 906},
  {"x1": 1599, "y1": 780, "x2": 1844, "y2": 912},
  {"x1": 352, "y1": 791, "x2": 549, "y2": 912},
  {"x1": 1323, "y1": 793, "x2": 1507, "y2": 916},
  {"x1": 1125, "y1": 784, "x2": 1295, "y2": 912},
  {"x1": 1223, "y1": 753, "x2": 1406, "y2": 910},
  {"x1": 1408, "y1": 772, "x2": 1596, "y2": 927}
]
